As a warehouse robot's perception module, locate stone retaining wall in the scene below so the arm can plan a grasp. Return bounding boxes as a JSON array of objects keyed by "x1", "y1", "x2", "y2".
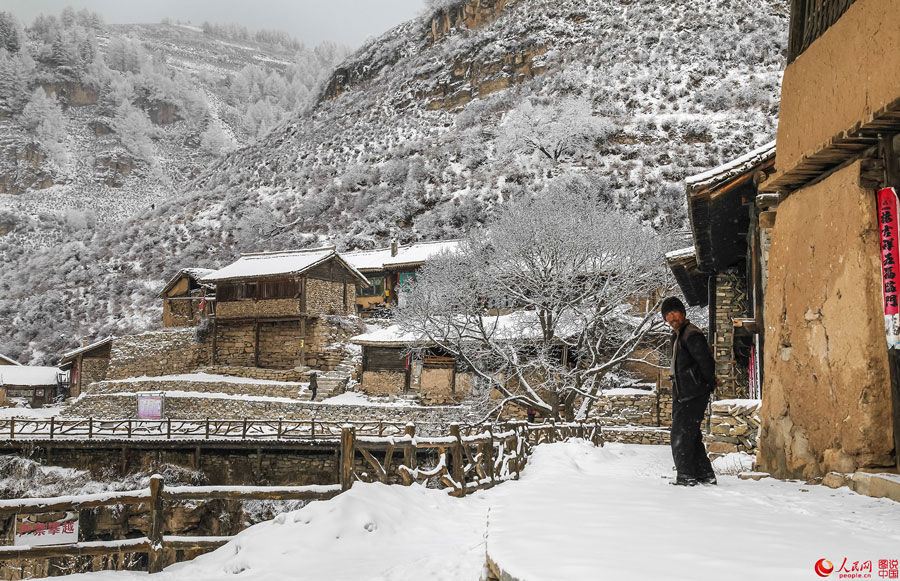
[
  {"x1": 59, "y1": 394, "x2": 471, "y2": 427},
  {"x1": 199, "y1": 366, "x2": 307, "y2": 382},
  {"x1": 706, "y1": 399, "x2": 761, "y2": 457},
  {"x1": 80, "y1": 378, "x2": 304, "y2": 399},
  {"x1": 360, "y1": 370, "x2": 406, "y2": 396},
  {"x1": 602, "y1": 427, "x2": 671, "y2": 445},
  {"x1": 105, "y1": 329, "x2": 208, "y2": 380}
]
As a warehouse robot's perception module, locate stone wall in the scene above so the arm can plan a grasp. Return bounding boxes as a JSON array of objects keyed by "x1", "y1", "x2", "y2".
[
  {"x1": 306, "y1": 278, "x2": 353, "y2": 316},
  {"x1": 105, "y1": 329, "x2": 208, "y2": 380},
  {"x1": 199, "y1": 366, "x2": 307, "y2": 382},
  {"x1": 214, "y1": 322, "x2": 256, "y2": 367},
  {"x1": 590, "y1": 389, "x2": 656, "y2": 427},
  {"x1": 58, "y1": 393, "x2": 470, "y2": 426},
  {"x1": 418, "y1": 369, "x2": 472, "y2": 405},
  {"x1": 706, "y1": 399, "x2": 761, "y2": 457},
  {"x1": 81, "y1": 377, "x2": 303, "y2": 399},
  {"x1": 216, "y1": 298, "x2": 302, "y2": 320},
  {"x1": 77, "y1": 357, "x2": 110, "y2": 397},
  {"x1": 361, "y1": 370, "x2": 406, "y2": 396},
  {"x1": 603, "y1": 427, "x2": 671, "y2": 445},
  {"x1": 759, "y1": 161, "x2": 895, "y2": 478},
  {"x1": 258, "y1": 320, "x2": 303, "y2": 368},
  {"x1": 713, "y1": 271, "x2": 750, "y2": 399}
]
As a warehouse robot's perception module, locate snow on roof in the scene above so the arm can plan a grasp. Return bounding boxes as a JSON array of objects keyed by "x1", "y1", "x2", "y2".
[
  {"x1": 343, "y1": 248, "x2": 396, "y2": 272},
  {"x1": 351, "y1": 324, "x2": 424, "y2": 346},
  {"x1": 158, "y1": 267, "x2": 215, "y2": 297},
  {"x1": 343, "y1": 240, "x2": 461, "y2": 272},
  {"x1": 384, "y1": 240, "x2": 461, "y2": 269},
  {"x1": 685, "y1": 140, "x2": 776, "y2": 192},
  {"x1": 60, "y1": 336, "x2": 114, "y2": 364},
  {"x1": 664, "y1": 246, "x2": 697, "y2": 262},
  {"x1": 0, "y1": 353, "x2": 21, "y2": 366},
  {"x1": 0, "y1": 366, "x2": 62, "y2": 386},
  {"x1": 200, "y1": 247, "x2": 369, "y2": 285}
]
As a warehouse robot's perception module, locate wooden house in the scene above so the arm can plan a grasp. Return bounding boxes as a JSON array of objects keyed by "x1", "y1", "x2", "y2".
[
  {"x1": 666, "y1": 143, "x2": 776, "y2": 400},
  {"x1": 200, "y1": 247, "x2": 369, "y2": 369},
  {"x1": 0, "y1": 353, "x2": 21, "y2": 366},
  {"x1": 0, "y1": 365, "x2": 66, "y2": 408},
  {"x1": 754, "y1": 0, "x2": 900, "y2": 477},
  {"x1": 350, "y1": 324, "x2": 471, "y2": 405},
  {"x1": 159, "y1": 268, "x2": 215, "y2": 327},
  {"x1": 344, "y1": 240, "x2": 460, "y2": 316},
  {"x1": 59, "y1": 337, "x2": 113, "y2": 398}
]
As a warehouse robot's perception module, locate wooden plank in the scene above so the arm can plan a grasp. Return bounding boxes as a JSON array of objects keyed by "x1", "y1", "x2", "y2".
[
  {"x1": 0, "y1": 491, "x2": 153, "y2": 515},
  {"x1": 0, "y1": 538, "x2": 151, "y2": 560},
  {"x1": 148, "y1": 475, "x2": 165, "y2": 573},
  {"x1": 162, "y1": 486, "x2": 341, "y2": 502}
]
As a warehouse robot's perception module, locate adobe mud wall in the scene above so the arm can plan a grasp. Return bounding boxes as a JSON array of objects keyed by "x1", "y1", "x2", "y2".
[
  {"x1": 775, "y1": 0, "x2": 900, "y2": 175},
  {"x1": 759, "y1": 162, "x2": 894, "y2": 478}
]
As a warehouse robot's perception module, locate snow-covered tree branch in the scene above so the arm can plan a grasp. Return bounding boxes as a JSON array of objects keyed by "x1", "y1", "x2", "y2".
[{"x1": 397, "y1": 185, "x2": 674, "y2": 420}]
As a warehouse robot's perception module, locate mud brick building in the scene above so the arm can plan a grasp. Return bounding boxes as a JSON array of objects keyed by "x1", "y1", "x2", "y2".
[
  {"x1": 59, "y1": 337, "x2": 113, "y2": 398},
  {"x1": 200, "y1": 247, "x2": 369, "y2": 370},
  {"x1": 667, "y1": 143, "x2": 776, "y2": 400},
  {"x1": 756, "y1": 0, "x2": 900, "y2": 477},
  {"x1": 159, "y1": 268, "x2": 215, "y2": 328}
]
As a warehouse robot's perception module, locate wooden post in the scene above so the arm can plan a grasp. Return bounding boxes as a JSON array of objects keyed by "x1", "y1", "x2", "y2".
[
  {"x1": 310, "y1": 419, "x2": 316, "y2": 439},
  {"x1": 378, "y1": 421, "x2": 384, "y2": 437},
  {"x1": 300, "y1": 317, "x2": 307, "y2": 367},
  {"x1": 485, "y1": 426, "x2": 495, "y2": 483},
  {"x1": 450, "y1": 423, "x2": 465, "y2": 495},
  {"x1": 549, "y1": 419, "x2": 556, "y2": 443},
  {"x1": 121, "y1": 447, "x2": 128, "y2": 474},
  {"x1": 148, "y1": 475, "x2": 165, "y2": 574},
  {"x1": 277, "y1": 418, "x2": 283, "y2": 440},
  {"x1": 403, "y1": 423, "x2": 417, "y2": 475},
  {"x1": 205, "y1": 418, "x2": 210, "y2": 440},
  {"x1": 340, "y1": 426, "x2": 356, "y2": 491},
  {"x1": 166, "y1": 418, "x2": 171, "y2": 440},
  {"x1": 127, "y1": 419, "x2": 132, "y2": 439},
  {"x1": 242, "y1": 419, "x2": 248, "y2": 439},
  {"x1": 49, "y1": 416, "x2": 55, "y2": 440},
  {"x1": 9, "y1": 417, "x2": 13, "y2": 439},
  {"x1": 88, "y1": 417, "x2": 93, "y2": 439}
]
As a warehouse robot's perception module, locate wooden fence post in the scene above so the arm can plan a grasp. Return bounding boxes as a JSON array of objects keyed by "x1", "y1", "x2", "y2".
[
  {"x1": 340, "y1": 426, "x2": 356, "y2": 492},
  {"x1": 277, "y1": 418, "x2": 283, "y2": 440},
  {"x1": 485, "y1": 426, "x2": 495, "y2": 483},
  {"x1": 403, "y1": 423, "x2": 416, "y2": 476},
  {"x1": 9, "y1": 418, "x2": 13, "y2": 439},
  {"x1": 50, "y1": 416, "x2": 55, "y2": 440},
  {"x1": 205, "y1": 418, "x2": 210, "y2": 440},
  {"x1": 88, "y1": 417, "x2": 93, "y2": 439},
  {"x1": 148, "y1": 475, "x2": 165, "y2": 574},
  {"x1": 450, "y1": 423, "x2": 465, "y2": 495},
  {"x1": 127, "y1": 419, "x2": 132, "y2": 439}
]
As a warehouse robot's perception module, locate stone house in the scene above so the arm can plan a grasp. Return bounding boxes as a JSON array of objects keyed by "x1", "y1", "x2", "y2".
[
  {"x1": 350, "y1": 324, "x2": 472, "y2": 405},
  {"x1": 756, "y1": 0, "x2": 900, "y2": 477},
  {"x1": 666, "y1": 143, "x2": 776, "y2": 400},
  {"x1": 159, "y1": 268, "x2": 215, "y2": 327},
  {"x1": 0, "y1": 365, "x2": 65, "y2": 407},
  {"x1": 344, "y1": 240, "x2": 460, "y2": 316},
  {"x1": 200, "y1": 247, "x2": 369, "y2": 370},
  {"x1": 58, "y1": 337, "x2": 113, "y2": 398}
]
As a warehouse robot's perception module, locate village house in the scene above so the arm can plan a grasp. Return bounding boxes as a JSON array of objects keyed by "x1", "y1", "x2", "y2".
[
  {"x1": 58, "y1": 337, "x2": 113, "y2": 399},
  {"x1": 0, "y1": 353, "x2": 20, "y2": 366},
  {"x1": 666, "y1": 143, "x2": 776, "y2": 400},
  {"x1": 159, "y1": 268, "x2": 215, "y2": 327},
  {"x1": 756, "y1": 0, "x2": 900, "y2": 477},
  {"x1": 200, "y1": 247, "x2": 369, "y2": 370},
  {"x1": 0, "y1": 364, "x2": 66, "y2": 408},
  {"x1": 344, "y1": 240, "x2": 460, "y2": 316}
]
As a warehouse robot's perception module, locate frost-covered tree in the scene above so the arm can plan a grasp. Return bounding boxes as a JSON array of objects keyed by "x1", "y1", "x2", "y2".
[
  {"x1": 111, "y1": 102, "x2": 156, "y2": 164},
  {"x1": 0, "y1": 12, "x2": 24, "y2": 54},
  {"x1": 20, "y1": 87, "x2": 68, "y2": 165},
  {"x1": 397, "y1": 186, "x2": 672, "y2": 420},
  {"x1": 496, "y1": 96, "x2": 616, "y2": 163},
  {"x1": 200, "y1": 123, "x2": 237, "y2": 156},
  {"x1": 0, "y1": 48, "x2": 35, "y2": 113}
]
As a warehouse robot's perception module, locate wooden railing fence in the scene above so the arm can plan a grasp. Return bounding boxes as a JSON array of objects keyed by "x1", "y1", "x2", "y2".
[
  {"x1": 0, "y1": 420, "x2": 602, "y2": 573},
  {"x1": 0, "y1": 417, "x2": 432, "y2": 441}
]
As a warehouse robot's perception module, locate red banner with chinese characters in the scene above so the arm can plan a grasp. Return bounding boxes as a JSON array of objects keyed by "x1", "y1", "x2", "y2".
[{"x1": 877, "y1": 187, "x2": 900, "y2": 348}]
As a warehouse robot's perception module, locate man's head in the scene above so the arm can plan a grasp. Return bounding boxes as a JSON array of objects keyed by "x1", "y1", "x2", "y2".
[{"x1": 661, "y1": 296, "x2": 687, "y2": 331}]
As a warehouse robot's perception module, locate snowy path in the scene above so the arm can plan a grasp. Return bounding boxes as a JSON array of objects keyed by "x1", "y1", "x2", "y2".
[{"x1": 61, "y1": 442, "x2": 900, "y2": 580}]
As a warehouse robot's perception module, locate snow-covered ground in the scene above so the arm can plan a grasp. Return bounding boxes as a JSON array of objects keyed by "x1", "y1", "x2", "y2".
[{"x1": 59, "y1": 441, "x2": 900, "y2": 581}]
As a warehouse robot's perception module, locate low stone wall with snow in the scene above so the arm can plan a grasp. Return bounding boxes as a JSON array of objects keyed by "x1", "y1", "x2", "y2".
[
  {"x1": 705, "y1": 399, "x2": 761, "y2": 457},
  {"x1": 602, "y1": 426, "x2": 671, "y2": 445},
  {"x1": 105, "y1": 329, "x2": 209, "y2": 380},
  {"x1": 589, "y1": 384, "x2": 673, "y2": 428},
  {"x1": 80, "y1": 376, "x2": 305, "y2": 399},
  {"x1": 199, "y1": 366, "x2": 307, "y2": 382}
]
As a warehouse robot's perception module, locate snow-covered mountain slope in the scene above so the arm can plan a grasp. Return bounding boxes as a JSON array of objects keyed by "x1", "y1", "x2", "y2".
[{"x1": 0, "y1": 0, "x2": 788, "y2": 364}]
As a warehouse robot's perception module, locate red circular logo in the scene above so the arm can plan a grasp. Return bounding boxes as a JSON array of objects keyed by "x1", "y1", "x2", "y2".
[{"x1": 815, "y1": 559, "x2": 834, "y2": 577}]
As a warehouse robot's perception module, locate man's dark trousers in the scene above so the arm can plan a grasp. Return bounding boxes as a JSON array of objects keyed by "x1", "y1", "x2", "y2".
[{"x1": 671, "y1": 394, "x2": 714, "y2": 481}]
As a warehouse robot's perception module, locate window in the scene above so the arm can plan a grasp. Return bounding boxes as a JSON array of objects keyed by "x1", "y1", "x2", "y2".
[{"x1": 358, "y1": 276, "x2": 385, "y2": 298}]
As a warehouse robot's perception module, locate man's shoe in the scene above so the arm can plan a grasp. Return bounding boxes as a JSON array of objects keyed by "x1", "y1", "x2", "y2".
[
  {"x1": 671, "y1": 476, "x2": 698, "y2": 486},
  {"x1": 698, "y1": 474, "x2": 718, "y2": 486}
]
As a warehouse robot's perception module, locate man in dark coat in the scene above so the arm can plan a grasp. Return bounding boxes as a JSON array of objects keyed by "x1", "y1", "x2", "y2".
[
  {"x1": 309, "y1": 372, "x2": 318, "y2": 401},
  {"x1": 661, "y1": 296, "x2": 717, "y2": 486}
]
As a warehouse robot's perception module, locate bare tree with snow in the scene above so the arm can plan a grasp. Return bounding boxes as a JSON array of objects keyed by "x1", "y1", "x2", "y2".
[{"x1": 397, "y1": 186, "x2": 673, "y2": 421}]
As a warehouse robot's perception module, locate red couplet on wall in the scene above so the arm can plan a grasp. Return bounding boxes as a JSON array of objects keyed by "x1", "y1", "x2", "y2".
[{"x1": 877, "y1": 187, "x2": 900, "y2": 348}]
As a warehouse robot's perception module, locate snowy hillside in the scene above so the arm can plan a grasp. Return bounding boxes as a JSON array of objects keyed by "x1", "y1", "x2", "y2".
[{"x1": 0, "y1": 0, "x2": 788, "y2": 364}]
